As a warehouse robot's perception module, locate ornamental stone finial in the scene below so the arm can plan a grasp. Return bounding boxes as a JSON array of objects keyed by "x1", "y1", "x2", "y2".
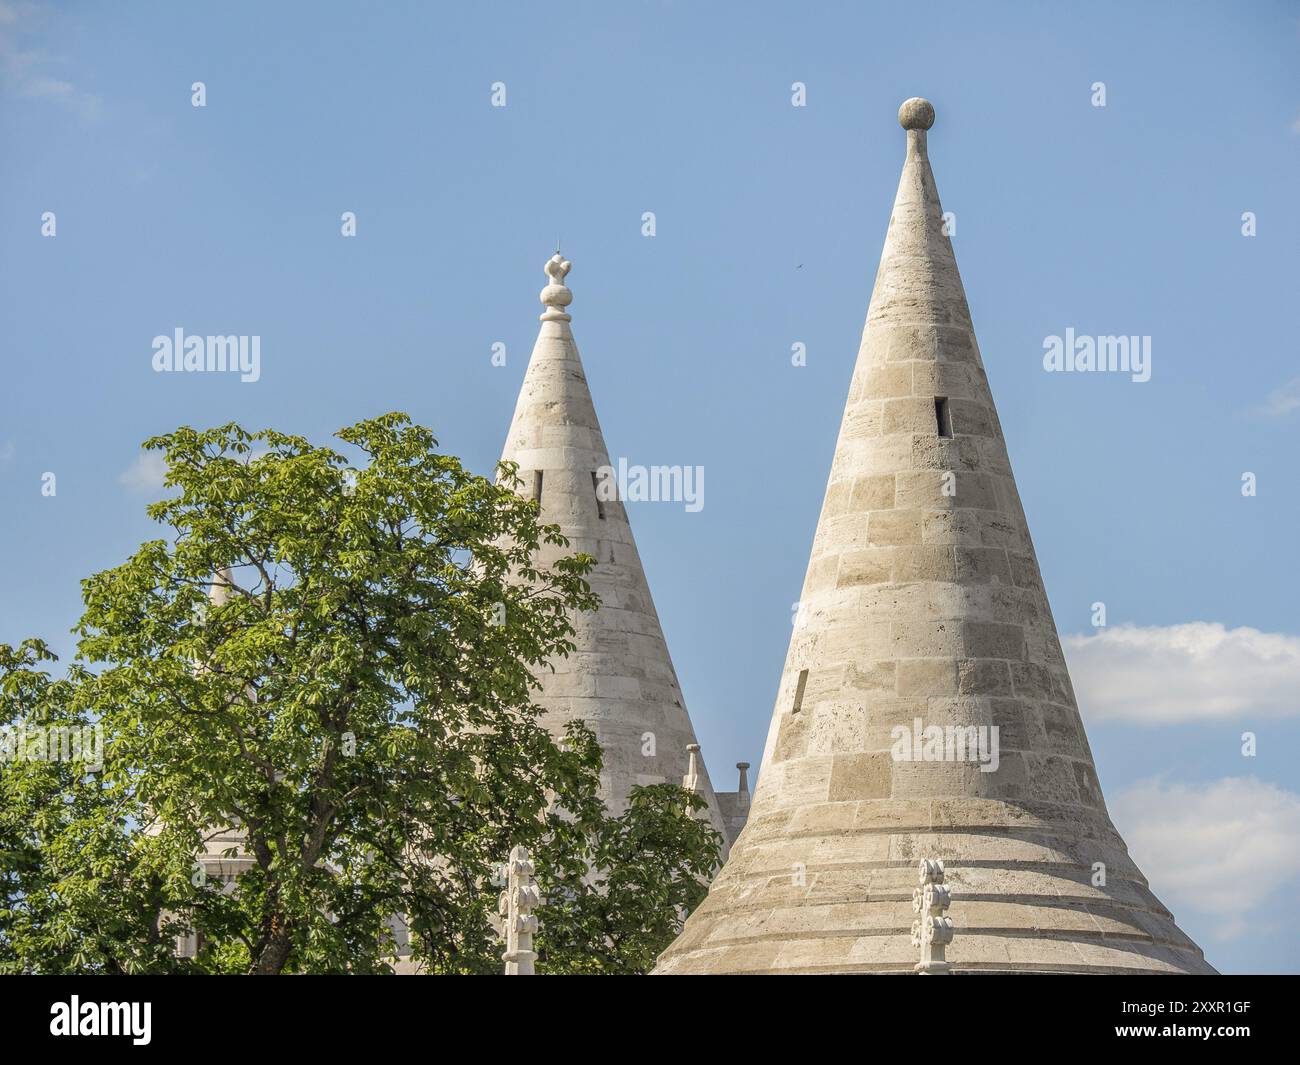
[
  {"x1": 499, "y1": 844, "x2": 540, "y2": 974},
  {"x1": 911, "y1": 858, "x2": 954, "y2": 974},
  {"x1": 898, "y1": 97, "x2": 935, "y2": 131},
  {"x1": 539, "y1": 252, "x2": 573, "y2": 322}
]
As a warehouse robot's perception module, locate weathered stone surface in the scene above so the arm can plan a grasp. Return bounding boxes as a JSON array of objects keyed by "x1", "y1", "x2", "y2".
[{"x1": 654, "y1": 102, "x2": 1213, "y2": 975}]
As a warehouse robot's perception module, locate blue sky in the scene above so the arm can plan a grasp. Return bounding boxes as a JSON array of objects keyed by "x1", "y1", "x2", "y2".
[{"x1": 1, "y1": 0, "x2": 1297, "y2": 973}]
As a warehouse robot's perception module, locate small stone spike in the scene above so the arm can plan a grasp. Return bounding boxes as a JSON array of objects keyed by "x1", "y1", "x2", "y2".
[{"x1": 683, "y1": 743, "x2": 701, "y2": 793}]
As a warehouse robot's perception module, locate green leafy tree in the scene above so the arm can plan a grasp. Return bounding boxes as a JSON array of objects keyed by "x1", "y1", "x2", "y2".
[
  {"x1": 533, "y1": 783, "x2": 722, "y2": 974},
  {"x1": 0, "y1": 640, "x2": 198, "y2": 973},
  {"x1": 0, "y1": 414, "x2": 720, "y2": 974}
]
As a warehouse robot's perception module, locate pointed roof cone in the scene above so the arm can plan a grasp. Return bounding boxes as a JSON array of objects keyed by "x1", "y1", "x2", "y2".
[
  {"x1": 193, "y1": 569, "x2": 235, "y2": 679},
  {"x1": 655, "y1": 101, "x2": 1214, "y2": 974},
  {"x1": 209, "y1": 568, "x2": 234, "y2": 608},
  {"x1": 170, "y1": 569, "x2": 256, "y2": 958},
  {"x1": 500, "y1": 253, "x2": 730, "y2": 846}
]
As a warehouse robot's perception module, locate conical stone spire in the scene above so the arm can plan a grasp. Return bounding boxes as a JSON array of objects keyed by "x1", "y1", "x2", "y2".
[
  {"x1": 500, "y1": 253, "x2": 729, "y2": 843},
  {"x1": 655, "y1": 101, "x2": 1214, "y2": 974}
]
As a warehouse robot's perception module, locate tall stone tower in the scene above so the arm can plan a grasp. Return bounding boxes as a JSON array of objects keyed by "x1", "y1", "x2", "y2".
[
  {"x1": 500, "y1": 253, "x2": 737, "y2": 845},
  {"x1": 655, "y1": 100, "x2": 1214, "y2": 974}
]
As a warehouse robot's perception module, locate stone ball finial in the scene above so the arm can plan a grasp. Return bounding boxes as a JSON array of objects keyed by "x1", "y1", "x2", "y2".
[{"x1": 898, "y1": 97, "x2": 935, "y2": 131}]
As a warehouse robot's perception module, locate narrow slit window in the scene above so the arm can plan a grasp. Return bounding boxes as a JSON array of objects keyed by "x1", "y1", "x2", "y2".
[
  {"x1": 792, "y1": 669, "x2": 809, "y2": 714},
  {"x1": 532, "y1": 470, "x2": 544, "y2": 503},
  {"x1": 592, "y1": 471, "x2": 606, "y2": 519},
  {"x1": 935, "y1": 396, "x2": 953, "y2": 438}
]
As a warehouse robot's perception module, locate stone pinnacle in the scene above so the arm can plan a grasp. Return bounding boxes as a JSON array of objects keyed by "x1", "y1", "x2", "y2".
[
  {"x1": 500, "y1": 249, "x2": 732, "y2": 848},
  {"x1": 653, "y1": 97, "x2": 1213, "y2": 976}
]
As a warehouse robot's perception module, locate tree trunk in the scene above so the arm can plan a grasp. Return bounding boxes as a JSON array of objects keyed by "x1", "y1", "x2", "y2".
[{"x1": 249, "y1": 915, "x2": 293, "y2": 974}]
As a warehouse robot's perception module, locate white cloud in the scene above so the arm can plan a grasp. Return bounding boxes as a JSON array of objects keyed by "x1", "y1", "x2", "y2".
[
  {"x1": 0, "y1": 1, "x2": 100, "y2": 119},
  {"x1": 1252, "y1": 375, "x2": 1300, "y2": 418},
  {"x1": 118, "y1": 451, "x2": 168, "y2": 494},
  {"x1": 18, "y1": 71, "x2": 70, "y2": 97},
  {"x1": 1065, "y1": 622, "x2": 1300, "y2": 724},
  {"x1": 1111, "y1": 777, "x2": 1300, "y2": 941},
  {"x1": 0, "y1": 440, "x2": 14, "y2": 466}
]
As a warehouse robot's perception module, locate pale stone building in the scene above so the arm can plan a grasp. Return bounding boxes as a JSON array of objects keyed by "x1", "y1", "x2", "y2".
[
  {"x1": 499, "y1": 253, "x2": 746, "y2": 848},
  {"x1": 654, "y1": 99, "x2": 1214, "y2": 974}
]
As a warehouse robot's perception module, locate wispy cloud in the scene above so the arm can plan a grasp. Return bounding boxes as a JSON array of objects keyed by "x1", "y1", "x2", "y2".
[
  {"x1": 1065, "y1": 622, "x2": 1300, "y2": 724},
  {"x1": 0, "y1": 1, "x2": 100, "y2": 119},
  {"x1": 0, "y1": 440, "x2": 15, "y2": 468},
  {"x1": 1251, "y1": 375, "x2": 1300, "y2": 418},
  {"x1": 1111, "y1": 776, "x2": 1300, "y2": 941},
  {"x1": 119, "y1": 451, "x2": 168, "y2": 494}
]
